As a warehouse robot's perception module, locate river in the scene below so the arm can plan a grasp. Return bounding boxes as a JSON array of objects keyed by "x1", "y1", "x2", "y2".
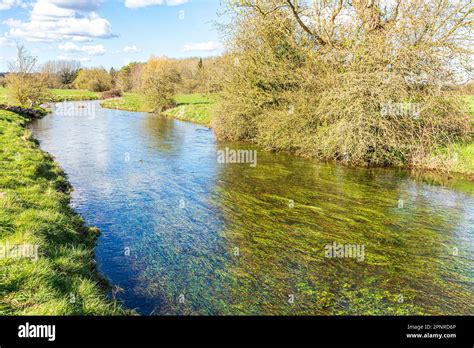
[{"x1": 28, "y1": 101, "x2": 474, "y2": 315}]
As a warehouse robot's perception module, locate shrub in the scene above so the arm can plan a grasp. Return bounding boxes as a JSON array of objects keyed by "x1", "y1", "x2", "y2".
[
  {"x1": 100, "y1": 89, "x2": 123, "y2": 100},
  {"x1": 74, "y1": 68, "x2": 113, "y2": 92},
  {"x1": 6, "y1": 45, "x2": 50, "y2": 107},
  {"x1": 213, "y1": 1, "x2": 472, "y2": 167},
  {"x1": 141, "y1": 58, "x2": 181, "y2": 112}
]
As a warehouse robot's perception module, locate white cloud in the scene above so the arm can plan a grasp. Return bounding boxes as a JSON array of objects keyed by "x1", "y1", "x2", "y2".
[
  {"x1": 182, "y1": 41, "x2": 222, "y2": 52},
  {"x1": 30, "y1": 0, "x2": 75, "y2": 20},
  {"x1": 3, "y1": 0, "x2": 114, "y2": 42},
  {"x1": 125, "y1": 0, "x2": 187, "y2": 9},
  {"x1": 59, "y1": 41, "x2": 106, "y2": 55},
  {"x1": 123, "y1": 45, "x2": 141, "y2": 53},
  {"x1": 50, "y1": 0, "x2": 101, "y2": 12},
  {"x1": 0, "y1": 0, "x2": 24, "y2": 11}
]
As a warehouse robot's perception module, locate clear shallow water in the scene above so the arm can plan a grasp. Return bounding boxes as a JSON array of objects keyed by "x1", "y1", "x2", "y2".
[{"x1": 29, "y1": 101, "x2": 474, "y2": 315}]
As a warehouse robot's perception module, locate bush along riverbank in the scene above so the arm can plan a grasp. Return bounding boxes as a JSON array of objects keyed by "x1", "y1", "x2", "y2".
[
  {"x1": 0, "y1": 107, "x2": 127, "y2": 315},
  {"x1": 101, "y1": 92, "x2": 474, "y2": 178}
]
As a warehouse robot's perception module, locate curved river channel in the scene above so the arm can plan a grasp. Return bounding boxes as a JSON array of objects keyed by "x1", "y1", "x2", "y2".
[{"x1": 29, "y1": 101, "x2": 474, "y2": 315}]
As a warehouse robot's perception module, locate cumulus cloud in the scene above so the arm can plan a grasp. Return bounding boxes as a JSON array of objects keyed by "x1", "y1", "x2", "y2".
[
  {"x1": 123, "y1": 45, "x2": 141, "y2": 53},
  {"x1": 49, "y1": 0, "x2": 101, "y2": 12},
  {"x1": 182, "y1": 41, "x2": 222, "y2": 52},
  {"x1": 0, "y1": 0, "x2": 24, "y2": 11},
  {"x1": 125, "y1": 0, "x2": 187, "y2": 9},
  {"x1": 59, "y1": 41, "x2": 106, "y2": 55},
  {"x1": 3, "y1": 0, "x2": 114, "y2": 42}
]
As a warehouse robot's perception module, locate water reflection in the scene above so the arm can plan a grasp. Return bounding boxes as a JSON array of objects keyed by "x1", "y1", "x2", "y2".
[{"x1": 29, "y1": 102, "x2": 474, "y2": 315}]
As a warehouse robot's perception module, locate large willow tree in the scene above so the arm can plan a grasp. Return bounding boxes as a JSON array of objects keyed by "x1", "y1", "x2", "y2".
[{"x1": 213, "y1": 0, "x2": 473, "y2": 167}]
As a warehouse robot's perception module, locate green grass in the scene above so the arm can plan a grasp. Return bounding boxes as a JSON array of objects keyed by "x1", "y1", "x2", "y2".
[
  {"x1": 174, "y1": 93, "x2": 213, "y2": 105},
  {"x1": 0, "y1": 109, "x2": 127, "y2": 315},
  {"x1": 100, "y1": 92, "x2": 214, "y2": 125},
  {"x1": 0, "y1": 87, "x2": 99, "y2": 104},
  {"x1": 450, "y1": 96, "x2": 474, "y2": 175},
  {"x1": 47, "y1": 89, "x2": 99, "y2": 102},
  {"x1": 163, "y1": 93, "x2": 214, "y2": 125},
  {"x1": 422, "y1": 96, "x2": 474, "y2": 176},
  {"x1": 100, "y1": 92, "x2": 150, "y2": 112}
]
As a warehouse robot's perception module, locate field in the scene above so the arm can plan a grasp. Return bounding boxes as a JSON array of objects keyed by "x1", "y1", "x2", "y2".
[
  {"x1": 0, "y1": 87, "x2": 99, "y2": 103},
  {"x1": 99, "y1": 92, "x2": 150, "y2": 112},
  {"x1": 163, "y1": 94, "x2": 214, "y2": 125},
  {"x1": 100, "y1": 92, "x2": 214, "y2": 125}
]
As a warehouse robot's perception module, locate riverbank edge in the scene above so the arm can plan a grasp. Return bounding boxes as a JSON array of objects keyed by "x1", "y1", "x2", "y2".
[
  {"x1": 101, "y1": 95, "x2": 474, "y2": 180},
  {"x1": 0, "y1": 105, "x2": 130, "y2": 315},
  {"x1": 100, "y1": 93, "x2": 213, "y2": 126}
]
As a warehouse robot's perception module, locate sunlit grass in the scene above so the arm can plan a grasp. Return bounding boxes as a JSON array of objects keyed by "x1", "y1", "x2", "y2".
[
  {"x1": 451, "y1": 96, "x2": 474, "y2": 174},
  {"x1": 101, "y1": 92, "x2": 214, "y2": 125},
  {"x1": 0, "y1": 87, "x2": 99, "y2": 104},
  {"x1": 164, "y1": 94, "x2": 214, "y2": 125},
  {"x1": 100, "y1": 92, "x2": 150, "y2": 112},
  {"x1": 0, "y1": 109, "x2": 127, "y2": 315},
  {"x1": 47, "y1": 89, "x2": 99, "y2": 101}
]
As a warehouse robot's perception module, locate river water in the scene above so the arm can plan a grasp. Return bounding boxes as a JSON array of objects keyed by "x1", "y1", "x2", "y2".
[{"x1": 29, "y1": 101, "x2": 474, "y2": 315}]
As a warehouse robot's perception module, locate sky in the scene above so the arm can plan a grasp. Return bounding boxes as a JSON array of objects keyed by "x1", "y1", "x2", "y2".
[{"x1": 0, "y1": 0, "x2": 228, "y2": 71}]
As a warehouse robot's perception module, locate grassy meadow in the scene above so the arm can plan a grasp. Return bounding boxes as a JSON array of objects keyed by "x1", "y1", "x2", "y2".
[
  {"x1": 100, "y1": 92, "x2": 214, "y2": 126},
  {"x1": 0, "y1": 86, "x2": 99, "y2": 104}
]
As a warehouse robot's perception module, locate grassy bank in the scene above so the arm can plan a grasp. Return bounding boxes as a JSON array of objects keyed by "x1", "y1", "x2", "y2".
[
  {"x1": 100, "y1": 92, "x2": 150, "y2": 112},
  {"x1": 0, "y1": 87, "x2": 99, "y2": 104},
  {"x1": 0, "y1": 108, "x2": 125, "y2": 315},
  {"x1": 164, "y1": 94, "x2": 214, "y2": 125},
  {"x1": 419, "y1": 96, "x2": 474, "y2": 177},
  {"x1": 100, "y1": 93, "x2": 214, "y2": 126}
]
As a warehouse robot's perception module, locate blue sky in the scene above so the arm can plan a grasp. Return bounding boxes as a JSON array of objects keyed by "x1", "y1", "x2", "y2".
[{"x1": 0, "y1": 0, "x2": 227, "y2": 71}]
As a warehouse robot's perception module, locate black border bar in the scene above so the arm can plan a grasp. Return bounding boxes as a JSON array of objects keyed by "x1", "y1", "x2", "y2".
[{"x1": 0, "y1": 316, "x2": 473, "y2": 346}]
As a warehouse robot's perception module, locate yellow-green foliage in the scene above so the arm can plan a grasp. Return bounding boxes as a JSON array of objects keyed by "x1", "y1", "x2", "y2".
[
  {"x1": 213, "y1": 1, "x2": 472, "y2": 169},
  {"x1": 117, "y1": 62, "x2": 144, "y2": 92},
  {"x1": 141, "y1": 58, "x2": 181, "y2": 112},
  {"x1": 5, "y1": 45, "x2": 50, "y2": 107},
  {"x1": 0, "y1": 109, "x2": 127, "y2": 315},
  {"x1": 6, "y1": 74, "x2": 50, "y2": 107},
  {"x1": 74, "y1": 68, "x2": 113, "y2": 92}
]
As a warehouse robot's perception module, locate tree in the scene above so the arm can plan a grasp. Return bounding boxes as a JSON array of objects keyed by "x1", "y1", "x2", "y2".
[
  {"x1": 213, "y1": 0, "x2": 473, "y2": 167},
  {"x1": 6, "y1": 44, "x2": 49, "y2": 107},
  {"x1": 42, "y1": 60, "x2": 81, "y2": 87},
  {"x1": 117, "y1": 62, "x2": 144, "y2": 92},
  {"x1": 141, "y1": 58, "x2": 181, "y2": 112},
  {"x1": 73, "y1": 68, "x2": 113, "y2": 92},
  {"x1": 109, "y1": 67, "x2": 118, "y2": 88}
]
